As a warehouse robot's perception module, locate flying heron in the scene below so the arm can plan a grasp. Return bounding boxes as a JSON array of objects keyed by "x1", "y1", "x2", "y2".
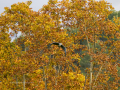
[{"x1": 48, "y1": 42, "x2": 66, "y2": 56}]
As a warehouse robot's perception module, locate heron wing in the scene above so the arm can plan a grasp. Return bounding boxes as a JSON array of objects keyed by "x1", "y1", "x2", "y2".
[
  {"x1": 61, "y1": 45, "x2": 66, "y2": 56},
  {"x1": 47, "y1": 42, "x2": 59, "y2": 48},
  {"x1": 52, "y1": 42, "x2": 59, "y2": 45}
]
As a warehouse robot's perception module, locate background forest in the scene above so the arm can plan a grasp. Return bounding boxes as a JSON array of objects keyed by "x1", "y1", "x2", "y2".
[{"x1": 0, "y1": 0, "x2": 120, "y2": 90}]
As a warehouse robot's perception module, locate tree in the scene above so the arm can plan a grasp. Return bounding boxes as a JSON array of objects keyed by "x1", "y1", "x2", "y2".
[{"x1": 0, "y1": 0, "x2": 119, "y2": 90}]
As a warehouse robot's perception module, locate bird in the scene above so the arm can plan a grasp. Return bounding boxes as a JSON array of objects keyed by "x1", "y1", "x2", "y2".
[{"x1": 47, "y1": 42, "x2": 66, "y2": 56}]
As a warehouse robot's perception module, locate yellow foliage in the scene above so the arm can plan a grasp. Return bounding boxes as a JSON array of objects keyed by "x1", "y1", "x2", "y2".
[
  {"x1": 35, "y1": 69, "x2": 42, "y2": 74},
  {"x1": 0, "y1": 0, "x2": 119, "y2": 89}
]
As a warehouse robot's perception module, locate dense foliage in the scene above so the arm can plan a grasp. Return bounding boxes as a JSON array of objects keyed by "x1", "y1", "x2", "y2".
[{"x1": 0, "y1": 0, "x2": 120, "y2": 89}]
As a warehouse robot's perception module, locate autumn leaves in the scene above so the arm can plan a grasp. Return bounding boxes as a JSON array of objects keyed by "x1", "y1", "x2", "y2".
[{"x1": 0, "y1": 0, "x2": 119, "y2": 89}]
